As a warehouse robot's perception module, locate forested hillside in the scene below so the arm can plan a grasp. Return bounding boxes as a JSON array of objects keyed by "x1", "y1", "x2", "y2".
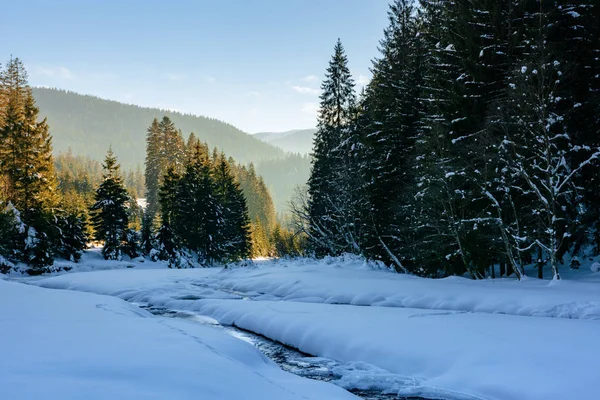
[
  {"x1": 256, "y1": 153, "x2": 310, "y2": 214},
  {"x1": 32, "y1": 87, "x2": 285, "y2": 169},
  {"x1": 254, "y1": 129, "x2": 316, "y2": 155},
  {"x1": 32, "y1": 87, "x2": 309, "y2": 211}
]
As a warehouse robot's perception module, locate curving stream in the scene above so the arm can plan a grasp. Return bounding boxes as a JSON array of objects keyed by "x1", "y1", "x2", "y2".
[{"x1": 142, "y1": 305, "x2": 427, "y2": 400}]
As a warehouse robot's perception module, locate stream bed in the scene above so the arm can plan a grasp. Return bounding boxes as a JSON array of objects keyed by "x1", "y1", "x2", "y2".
[{"x1": 142, "y1": 305, "x2": 427, "y2": 400}]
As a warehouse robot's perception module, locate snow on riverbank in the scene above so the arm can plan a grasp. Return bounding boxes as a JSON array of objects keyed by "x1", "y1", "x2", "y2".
[
  {"x1": 198, "y1": 257, "x2": 600, "y2": 319},
  {"x1": 37, "y1": 256, "x2": 600, "y2": 320},
  {"x1": 0, "y1": 279, "x2": 356, "y2": 400},
  {"x1": 28, "y1": 255, "x2": 600, "y2": 400},
  {"x1": 194, "y1": 298, "x2": 600, "y2": 400}
]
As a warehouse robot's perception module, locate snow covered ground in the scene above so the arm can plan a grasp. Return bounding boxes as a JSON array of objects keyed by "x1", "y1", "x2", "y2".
[
  {"x1": 35, "y1": 255, "x2": 600, "y2": 320},
  {"x1": 0, "y1": 278, "x2": 355, "y2": 400},
  {"x1": 11, "y1": 254, "x2": 600, "y2": 400}
]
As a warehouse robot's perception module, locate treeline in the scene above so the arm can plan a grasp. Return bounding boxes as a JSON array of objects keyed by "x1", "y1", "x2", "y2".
[
  {"x1": 301, "y1": 0, "x2": 600, "y2": 280},
  {"x1": 33, "y1": 87, "x2": 310, "y2": 210},
  {"x1": 0, "y1": 58, "x2": 299, "y2": 273},
  {"x1": 56, "y1": 150, "x2": 145, "y2": 210},
  {"x1": 143, "y1": 117, "x2": 303, "y2": 264}
]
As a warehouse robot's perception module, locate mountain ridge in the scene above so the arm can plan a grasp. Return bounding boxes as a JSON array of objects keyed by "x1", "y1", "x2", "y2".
[
  {"x1": 254, "y1": 128, "x2": 316, "y2": 155},
  {"x1": 32, "y1": 87, "x2": 286, "y2": 170}
]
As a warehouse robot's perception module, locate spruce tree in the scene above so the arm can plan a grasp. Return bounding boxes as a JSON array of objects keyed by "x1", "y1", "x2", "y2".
[
  {"x1": 0, "y1": 58, "x2": 58, "y2": 214},
  {"x1": 174, "y1": 143, "x2": 221, "y2": 264},
  {"x1": 0, "y1": 57, "x2": 59, "y2": 270},
  {"x1": 156, "y1": 166, "x2": 183, "y2": 266},
  {"x1": 144, "y1": 118, "x2": 161, "y2": 223},
  {"x1": 144, "y1": 117, "x2": 185, "y2": 218},
  {"x1": 359, "y1": 0, "x2": 424, "y2": 272},
  {"x1": 213, "y1": 153, "x2": 251, "y2": 262},
  {"x1": 54, "y1": 210, "x2": 88, "y2": 262},
  {"x1": 159, "y1": 117, "x2": 186, "y2": 171},
  {"x1": 498, "y1": 0, "x2": 600, "y2": 280},
  {"x1": 90, "y1": 149, "x2": 130, "y2": 260},
  {"x1": 307, "y1": 39, "x2": 358, "y2": 256}
]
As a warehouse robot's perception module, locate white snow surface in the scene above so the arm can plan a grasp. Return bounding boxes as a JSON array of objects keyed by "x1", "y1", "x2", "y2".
[
  {"x1": 38, "y1": 256, "x2": 600, "y2": 320},
  {"x1": 195, "y1": 299, "x2": 599, "y2": 400},
  {"x1": 30, "y1": 255, "x2": 600, "y2": 400},
  {"x1": 0, "y1": 279, "x2": 355, "y2": 400}
]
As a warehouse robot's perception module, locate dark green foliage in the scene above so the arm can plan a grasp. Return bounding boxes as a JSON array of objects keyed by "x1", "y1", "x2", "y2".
[
  {"x1": 141, "y1": 213, "x2": 154, "y2": 256},
  {"x1": 304, "y1": 0, "x2": 600, "y2": 280},
  {"x1": 145, "y1": 116, "x2": 185, "y2": 222},
  {"x1": 32, "y1": 87, "x2": 302, "y2": 212},
  {"x1": 55, "y1": 150, "x2": 143, "y2": 209},
  {"x1": 156, "y1": 166, "x2": 182, "y2": 265},
  {"x1": 54, "y1": 210, "x2": 88, "y2": 262},
  {"x1": 174, "y1": 144, "x2": 221, "y2": 264},
  {"x1": 0, "y1": 57, "x2": 58, "y2": 214},
  {"x1": 122, "y1": 228, "x2": 141, "y2": 259},
  {"x1": 90, "y1": 149, "x2": 130, "y2": 260},
  {"x1": 307, "y1": 39, "x2": 361, "y2": 257},
  {"x1": 358, "y1": 0, "x2": 424, "y2": 272},
  {"x1": 213, "y1": 153, "x2": 251, "y2": 262},
  {"x1": 154, "y1": 146, "x2": 253, "y2": 266},
  {"x1": 0, "y1": 203, "x2": 22, "y2": 261},
  {"x1": 21, "y1": 209, "x2": 55, "y2": 272},
  {"x1": 0, "y1": 57, "x2": 61, "y2": 270}
]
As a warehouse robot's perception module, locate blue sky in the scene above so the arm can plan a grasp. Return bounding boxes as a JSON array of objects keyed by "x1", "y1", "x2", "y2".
[{"x1": 1, "y1": 0, "x2": 390, "y2": 133}]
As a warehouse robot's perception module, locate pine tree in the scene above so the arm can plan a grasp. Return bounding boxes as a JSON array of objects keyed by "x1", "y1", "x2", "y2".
[
  {"x1": 159, "y1": 117, "x2": 186, "y2": 171},
  {"x1": 213, "y1": 153, "x2": 251, "y2": 262},
  {"x1": 498, "y1": 1, "x2": 600, "y2": 280},
  {"x1": 144, "y1": 117, "x2": 185, "y2": 216},
  {"x1": 144, "y1": 118, "x2": 161, "y2": 222},
  {"x1": 54, "y1": 209, "x2": 88, "y2": 262},
  {"x1": 359, "y1": 0, "x2": 424, "y2": 272},
  {"x1": 90, "y1": 149, "x2": 130, "y2": 260},
  {"x1": 156, "y1": 166, "x2": 183, "y2": 266},
  {"x1": 552, "y1": 0, "x2": 600, "y2": 256},
  {"x1": 0, "y1": 58, "x2": 58, "y2": 214},
  {"x1": 0, "y1": 57, "x2": 59, "y2": 270},
  {"x1": 174, "y1": 143, "x2": 221, "y2": 264},
  {"x1": 0, "y1": 202, "x2": 22, "y2": 267},
  {"x1": 307, "y1": 39, "x2": 358, "y2": 256}
]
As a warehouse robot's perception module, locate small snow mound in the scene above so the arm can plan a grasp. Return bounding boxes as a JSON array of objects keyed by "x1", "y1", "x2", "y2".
[{"x1": 591, "y1": 262, "x2": 600, "y2": 273}]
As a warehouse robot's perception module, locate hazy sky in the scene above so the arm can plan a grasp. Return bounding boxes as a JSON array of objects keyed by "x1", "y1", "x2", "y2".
[{"x1": 1, "y1": 0, "x2": 390, "y2": 133}]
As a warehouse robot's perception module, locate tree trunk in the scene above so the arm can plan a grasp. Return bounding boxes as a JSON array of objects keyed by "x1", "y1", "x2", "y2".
[{"x1": 537, "y1": 247, "x2": 544, "y2": 279}]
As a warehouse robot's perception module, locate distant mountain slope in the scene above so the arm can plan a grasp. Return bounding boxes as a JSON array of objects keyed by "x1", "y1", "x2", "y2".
[
  {"x1": 254, "y1": 128, "x2": 316, "y2": 155},
  {"x1": 33, "y1": 87, "x2": 285, "y2": 169},
  {"x1": 256, "y1": 153, "x2": 311, "y2": 214}
]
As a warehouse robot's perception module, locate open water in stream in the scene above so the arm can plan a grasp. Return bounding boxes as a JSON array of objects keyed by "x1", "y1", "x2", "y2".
[{"x1": 142, "y1": 306, "x2": 427, "y2": 400}]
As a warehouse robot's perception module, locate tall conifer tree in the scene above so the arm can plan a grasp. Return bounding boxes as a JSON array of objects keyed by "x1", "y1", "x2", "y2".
[
  {"x1": 213, "y1": 153, "x2": 251, "y2": 261},
  {"x1": 90, "y1": 149, "x2": 130, "y2": 260},
  {"x1": 307, "y1": 39, "x2": 358, "y2": 256}
]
